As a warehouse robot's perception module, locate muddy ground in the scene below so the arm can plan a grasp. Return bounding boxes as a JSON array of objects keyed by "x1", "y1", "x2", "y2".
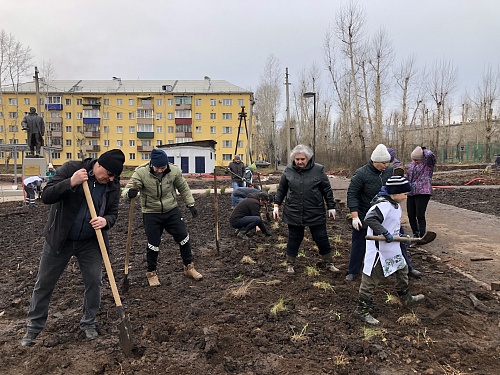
[{"x1": 0, "y1": 169, "x2": 499, "y2": 374}]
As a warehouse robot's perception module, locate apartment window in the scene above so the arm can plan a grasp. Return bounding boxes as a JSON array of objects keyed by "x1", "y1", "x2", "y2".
[
  {"x1": 117, "y1": 112, "x2": 123, "y2": 119},
  {"x1": 50, "y1": 112, "x2": 61, "y2": 118},
  {"x1": 103, "y1": 112, "x2": 109, "y2": 119},
  {"x1": 103, "y1": 99, "x2": 109, "y2": 105},
  {"x1": 222, "y1": 113, "x2": 232, "y2": 120},
  {"x1": 129, "y1": 126, "x2": 135, "y2": 133},
  {"x1": 156, "y1": 113, "x2": 162, "y2": 120},
  {"x1": 129, "y1": 140, "x2": 135, "y2": 146},
  {"x1": 167, "y1": 99, "x2": 173, "y2": 106},
  {"x1": 65, "y1": 99, "x2": 71, "y2": 105},
  {"x1": 175, "y1": 109, "x2": 191, "y2": 118},
  {"x1": 8, "y1": 125, "x2": 18, "y2": 132},
  {"x1": 65, "y1": 140, "x2": 72, "y2": 146},
  {"x1": 195, "y1": 126, "x2": 202, "y2": 133},
  {"x1": 83, "y1": 109, "x2": 99, "y2": 117},
  {"x1": 168, "y1": 140, "x2": 174, "y2": 144},
  {"x1": 210, "y1": 126, "x2": 216, "y2": 134},
  {"x1": 117, "y1": 140, "x2": 123, "y2": 147},
  {"x1": 77, "y1": 99, "x2": 82, "y2": 105},
  {"x1": 237, "y1": 140, "x2": 244, "y2": 148},
  {"x1": 222, "y1": 127, "x2": 232, "y2": 134},
  {"x1": 129, "y1": 153, "x2": 136, "y2": 160},
  {"x1": 103, "y1": 140, "x2": 109, "y2": 146},
  {"x1": 196, "y1": 99, "x2": 202, "y2": 106},
  {"x1": 117, "y1": 126, "x2": 123, "y2": 133},
  {"x1": 128, "y1": 112, "x2": 135, "y2": 120},
  {"x1": 238, "y1": 99, "x2": 244, "y2": 106},
  {"x1": 8, "y1": 98, "x2": 18, "y2": 105},
  {"x1": 0, "y1": 112, "x2": 3, "y2": 119},
  {"x1": 138, "y1": 124, "x2": 153, "y2": 132},
  {"x1": 210, "y1": 113, "x2": 216, "y2": 120},
  {"x1": 210, "y1": 99, "x2": 216, "y2": 106},
  {"x1": 195, "y1": 113, "x2": 201, "y2": 120},
  {"x1": 141, "y1": 140, "x2": 152, "y2": 146},
  {"x1": 117, "y1": 99, "x2": 122, "y2": 106},
  {"x1": 142, "y1": 153, "x2": 151, "y2": 160},
  {"x1": 24, "y1": 98, "x2": 30, "y2": 105},
  {"x1": 168, "y1": 113, "x2": 174, "y2": 120},
  {"x1": 65, "y1": 126, "x2": 72, "y2": 132},
  {"x1": 128, "y1": 99, "x2": 134, "y2": 106},
  {"x1": 53, "y1": 152, "x2": 61, "y2": 159},
  {"x1": 222, "y1": 154, "x2": 232, "y2": 161},
  {"x1": 8, "y1": 112, "x2": 18, "y2": 118},
  {"x1": 176, "y1": 124, "x2": 191, "y2": 132},
  {"x1": 66, "y1": 153, "x2": 71, "y2": 159},
  {"x1": 137, "y1": 109, "x2": 153, "y2": 118},
  {"x1": 175, "y1": 96, "x2": 191, "y2": 105},
  {"x1": 88, "y1": 153, "x2": 98, "y2": 159},
  {"x1": 156, "y1": 126, "x2": 162, "y2": 133},
  {"x1": 47, "y1": 96, "x2": 61, "y2": 104},
  {"x1": 156, "y1": 140, "x2": 162, "y2": 146},
  {"x1": 77, "y1": 126, "x2": 83, "y2": 133},
  {"x1": 65, "y1": 112, "x2": 72, "y2": 119},
  {"x1": 103, "y1": 126, "x2": 109, "y2": 133},
  {"x1": 222, "y1": 140, "x2": 232, "y2": 148},
  {"x1": 156, "y1": 99, "x2": 162, "y2": 106},
  {"x1": 77, "y1": 113, "x2": 82, "y2": 119},
  {"x1": 168, "y1": 126, "x2": 174, "y2": 133},
  {"x1": 222, "y1": 99, "x2": 232, "y2": 106}
]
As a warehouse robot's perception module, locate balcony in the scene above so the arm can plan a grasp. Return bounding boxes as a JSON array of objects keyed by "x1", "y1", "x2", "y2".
[
  {"x1": 137, "y1": 131, "x2": 154, "y2": 139},
  {"x1": 45, "y1": 104, "x2": 63, "y2": 111},
  {"x1": 84, "y1": 131, "x2": 100, "y2": 138},
  {"x1": 83, "y1": 103, "x2": 100, "y2": 108},
  {"x1": 137, "y1": 145, "x2": 154, "y2": 152},
  {"x1": 175, "y1": 132, "x2": 192, "y2": 138},
  {"x1": 51, "y1": 130, "x2": 62, "y2": 137},
  {"x1": 175, "y1": 103, "x2": 191, "y2": 110},
  {"x1": 175, "y1": 118, "x2": 192, "y2": 125},
  {"x1": 83, "y1": 118, "x2": 100, "y2": 125},
  {"x1": 137, "y1": 104, "x2": 153, "y2": 110},
  {"x1": 84, "y1": 145, "x2": 101, "y2": 152}
]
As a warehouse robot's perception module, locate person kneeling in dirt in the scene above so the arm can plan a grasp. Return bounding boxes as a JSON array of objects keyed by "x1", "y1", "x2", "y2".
[
  {"x1": 356, "y1": 176, "x2": 424, "y2": 325},
  {"x1": 23, "y1": 176, "x2": 43, "y2": 207},
  {"x1": 21, "y1": 149, "x2": 125, "y2": 346},
  {"x1": 232, "y1": 186, "x2": 262, "y2": 206},
  {"x1": 230, "y1": 192, "x2": 271, "y2": 240},
  {"x1": 122, "y1": 148, "x2": 202, "y2": 287}
]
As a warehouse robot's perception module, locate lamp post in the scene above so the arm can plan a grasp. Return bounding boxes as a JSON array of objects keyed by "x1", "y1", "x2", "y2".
[{"x1": 303, "y1": 92, "x2": 316, "y2": 157}]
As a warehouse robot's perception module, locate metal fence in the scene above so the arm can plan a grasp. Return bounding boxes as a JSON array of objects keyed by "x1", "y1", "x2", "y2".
[{"x1": 438, "y1": 142, "x2": 500, "y2": 164}]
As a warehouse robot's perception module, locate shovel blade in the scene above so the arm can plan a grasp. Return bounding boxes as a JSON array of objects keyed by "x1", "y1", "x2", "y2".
[
  {"x1": 121, "y1": 275, "x2": 130, "y2": 294},
  {"x1": 415, "y1": 231, "x2": 437, "y2": 245},
  {"x1": 117, "y1": 306, "x2": 133, "y2": 356}
]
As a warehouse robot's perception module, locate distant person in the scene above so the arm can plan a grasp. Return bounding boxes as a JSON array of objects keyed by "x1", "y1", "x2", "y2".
[
  {"x1": 273, "y1": 144, "x2": 339, "y2": 274},
  {"x1": 243, "y1": 163, "x2": 257, "y2": 187},
  {"x1": 21, "y1": 107, "x2": 45, "y2": 158},
  {"x1": 356, "y1": 176, "x2": 424, "y2": 325},
  {"x1": 23, "y1": 176, "x2": 43, "y2": 207},
  {"x1": 122, "y1": 148, "x2": 202, "y2": 287},
  {"x1": 21, "y1": 149, "x2": 125, "y2": 346},
  {"x1": 405, "y1": 146, "x2": 436, "y2": 239},
  {"x1": 230, "y1": 192, "x2": 271, "y2": 240},
  {"x1": 45, "y1": 163, "x2": 56, "y2": 182},
  {"x1": 225, "y1": 155, "x2": 245, "y2": 207}
]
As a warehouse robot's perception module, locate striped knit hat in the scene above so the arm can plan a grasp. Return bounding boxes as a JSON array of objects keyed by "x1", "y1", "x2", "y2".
[{"x1": 385, "y1": 176, "x2": 411, "y2": 195}]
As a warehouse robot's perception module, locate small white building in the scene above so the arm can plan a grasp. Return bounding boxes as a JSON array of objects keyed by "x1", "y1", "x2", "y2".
[{"x1": 158, "y1": 140, "x2": 216, "y2": 174}]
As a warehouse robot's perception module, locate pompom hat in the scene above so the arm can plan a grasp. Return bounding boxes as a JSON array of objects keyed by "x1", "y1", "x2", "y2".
[
  {"x1": 385, "y1": 176, "x2": 411, "y2": 195},
  {"x1": 411, "y1": 146, "x2": 424, "y2": 160},
  {"x1": 370, "y1": 144, "x2": 391, "y2": 162}
]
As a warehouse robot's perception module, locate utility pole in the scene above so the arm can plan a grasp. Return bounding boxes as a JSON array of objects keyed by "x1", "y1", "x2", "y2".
[
  {"x1": 285, "y1": 68, "x2": 291, "y2": 163},
  {"x1": 34, "y1": 66, "x2": 40, "y2": 114}
]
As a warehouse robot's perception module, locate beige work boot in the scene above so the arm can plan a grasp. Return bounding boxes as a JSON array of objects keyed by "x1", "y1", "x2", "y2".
[
  {"x1": 321, "y1": 253, "x2": 340, "y2": 273},
  {"x1": 184, "y1": 264, "x2": 203, "y2": 281},
  {"x1": 146, "y1": 271, "x2": 160, "y2": 287}
]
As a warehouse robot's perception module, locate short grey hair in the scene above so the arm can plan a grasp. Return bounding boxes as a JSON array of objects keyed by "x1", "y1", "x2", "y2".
[{"x1": 290, "y1": 144, "x2": 313, "y2": 162}]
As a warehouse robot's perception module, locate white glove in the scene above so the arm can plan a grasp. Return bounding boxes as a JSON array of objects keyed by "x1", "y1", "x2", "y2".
[
  {"x1": 352, "y1": 217, "x2": 362, "y2": 231},
  {"x1": 273, "y1": 205, "x2": 279, "y2": 220},
  {"x1": 328, "y1": 209, "x2": 336, "y2": 219}
]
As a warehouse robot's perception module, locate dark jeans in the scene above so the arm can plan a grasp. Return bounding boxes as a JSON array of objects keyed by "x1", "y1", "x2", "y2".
[
  {"x1": 286, "y1": 224, "x2": 331, "y2": 257},
  {"x1": 231, "y1": 181, "x2": 245, "y2": 207},
  {"x1": 26, "y1": 238, "x2": 103, "y2": 334},
  {"x1": 407, "y1": 194, "x2": 431, "y2": 236},
  {"x1": 143, "y1": 207, "x2": 193, "y2": 271},
  {"x1": 231, "y1": 216, "x2": 267, "y2": 233}
]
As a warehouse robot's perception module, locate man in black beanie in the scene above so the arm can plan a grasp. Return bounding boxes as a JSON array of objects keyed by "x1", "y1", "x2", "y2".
[
  {"x1": 21, "y1": 149, "x2": 125, "y2": 347},
  {"x1": 122, "y1": 148, "x2": 203, "y2": 286}
]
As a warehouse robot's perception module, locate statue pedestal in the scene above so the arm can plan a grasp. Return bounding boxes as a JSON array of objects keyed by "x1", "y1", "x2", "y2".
[{"x1": 23, "y1": 156, "x2": 47, "y2": 178}]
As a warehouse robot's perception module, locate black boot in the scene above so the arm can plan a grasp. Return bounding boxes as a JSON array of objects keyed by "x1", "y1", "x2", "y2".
[
  {"x1": 355, "y1": 297, "x2": 379, "y2": 325},
  {"x1": 237, "y1": 229, "x2": 251, "y2": 240},
  {"x1": 286, "y1": 255, "x2": 296, "y2": 274},
  {"x1": 397, "y1": 288, "x2": 424, "y2": 307}
]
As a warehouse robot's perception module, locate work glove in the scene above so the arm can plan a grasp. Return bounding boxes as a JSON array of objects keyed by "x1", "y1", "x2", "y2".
[
  {"x1": 382, "y1": 230, "x2": 394, "y2": 243},
  {"x1": 127, "y1": 188, "x2": 139, "y2": 199},
  {"x1": 273, "y1": 205, "x2": 279, "y2": 220},
  {"x1": 328, "y1": 209, "x2": 336, "y2": 219},
  {"x1": 351, "y1": 217, "x2": 362, "y2": 231},
  {"x1": 188, "y1": 205, "x2": 198, "y2": 218}
]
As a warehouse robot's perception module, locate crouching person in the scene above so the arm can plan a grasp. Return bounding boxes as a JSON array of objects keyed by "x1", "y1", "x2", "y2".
[
  {"x1": 356, "y1": 176, "x2": 424, "y2": 325},
  {"x1": 229, "y1": 192, "x2": 271, "y2": 240},
  {"x1": 122, "y1": 148, "x2": 202, "y2": 287}
]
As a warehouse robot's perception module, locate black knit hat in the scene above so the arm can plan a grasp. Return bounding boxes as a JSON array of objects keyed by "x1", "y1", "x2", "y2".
[
  {"x1": 97, "y1": 149, "x2": 125, "y2": 176},
  {"x1": 385, "y1": 176, "x2": 411, "y2": 195},
  {"x1": 150, "y1": 149, "x2": 169, "y2": 167}
]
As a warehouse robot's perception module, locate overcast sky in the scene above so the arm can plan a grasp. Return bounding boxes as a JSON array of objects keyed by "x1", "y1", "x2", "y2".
[{"x1": 3, "y1": 0, "x2": 499, "y2": 116}]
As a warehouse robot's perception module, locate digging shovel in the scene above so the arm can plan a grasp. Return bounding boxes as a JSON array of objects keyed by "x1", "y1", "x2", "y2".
[
  {"x1": 122, "y1": 183, "x2": 136, "y2": 293},
  {"x1": 213, "y1": 170, "x2": 220, "y2": 254},
  {"x1": 366, "y1": 231, "x2": 437, "y2": 245},
  {"x1": 82, "y1": 181, "x2": 133, "y2": 356}
]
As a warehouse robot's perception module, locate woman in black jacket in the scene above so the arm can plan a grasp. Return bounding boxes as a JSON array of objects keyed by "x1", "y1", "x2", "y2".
[{"x1": 273, "y1": 144, "x2": 339, "y2": 274}]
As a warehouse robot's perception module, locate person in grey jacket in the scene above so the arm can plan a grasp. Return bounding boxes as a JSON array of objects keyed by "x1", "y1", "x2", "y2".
[
  {"x1": 273, "y1": 144, "x2": 339, "y2": 274},
  {"x1": 122, "y1": 148, "x2": 202, "y2": 286},
  {"x1": 21, "y1": 107, "x2": 45, "y2": 157}
]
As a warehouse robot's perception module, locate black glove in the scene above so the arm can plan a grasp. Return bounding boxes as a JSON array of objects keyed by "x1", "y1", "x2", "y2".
[
  {"x1": 127, "y1": 188, "x2": 139, "y2": 199},
  {"x1": 188, "y1": 205, "x2": 198, "y2": 218},
  {"x1": 421, "y1": 146, "x2": 426, "y2": 150},
  {"x1": 382, "y1": 230, "x2": 393, "y2": 243}
]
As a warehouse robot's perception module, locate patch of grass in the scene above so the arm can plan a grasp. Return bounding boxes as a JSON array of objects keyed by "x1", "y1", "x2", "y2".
[
  {"x1": 362, "y1": 326, "x2": 387, "y2": 341},
  {"x1": 330, "y1": 311, "x2": 341, "y2": 320},
  {"x1": 439, "y1": 363, "x2": 466, "y2": 375},
  {"x1": 277, "y1": 235, "x2": 285, "y2": 242},
  {"x1": 220, "y1": 185, "x2": 226, "y2": 194},
  {"x1": 297, "y1": 250, "x2": 307, "y2": 258},
  {"x1": 290, "y1": 323, "x2": 309, "y2": 343},
  {"x1": 333, "y1": 348, "x2": 350, "y2": 366},
  {"x1": 397, "y1": 312, "x2": 420, "y2": 326},
  {"x1": 256, "y1": 279, "x2": 282, "y2": 286},
  {"x1": 270, "y1": 297, "x2": 287, "y2": 317},
  {"x1": 384, "y1": 292, "x2": 401, "y2": 305},
  {"x1": 229, "y1": 279, "x2": 254, "y2": 298},
  {"x1": 416, "y1": 328, "x2": 435, "y2": 347},
  {"x1": 275, "y1": 243, "x2": 287, "y2": 250},
  {"x1": 332, "y1": 249, "x2": 341, "y2": 257},
  {"x1": 240, "y1": 255, "x2": 256, "y2": 264},
  {"x1": 312, "y1": 281, "x2": 335, "y2": 291},
  {"x1": 255, "y1": 245, "x2": 265, "y2": 253},
  {"x1": 305, "y1": 266, "x2": 320, "y2": 277},
  {"x1": 204, "y1": 189, "x2": 211, "y2": 196},
  {"x1": 271, "y1": 222, "x2": 280, "y2": 230},
  {"x1": 234, "y1": 274, "x2": 244, "y2": 280}
]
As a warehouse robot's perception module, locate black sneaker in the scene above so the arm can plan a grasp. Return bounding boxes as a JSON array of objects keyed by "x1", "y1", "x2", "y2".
[
  {"x1": 21, "y1": 331, "x2": 38, "y2": 347},
  {"x1": 84, "y1": 328, "x2": 98, "y2": 340},
  {"x1": 345, "y1": 273, "x2": 359, "y2": 282}
]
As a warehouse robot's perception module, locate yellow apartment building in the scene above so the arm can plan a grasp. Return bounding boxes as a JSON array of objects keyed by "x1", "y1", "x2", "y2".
[{"x1": 0, "y1": 77, "x2": 254, "y2": 171}]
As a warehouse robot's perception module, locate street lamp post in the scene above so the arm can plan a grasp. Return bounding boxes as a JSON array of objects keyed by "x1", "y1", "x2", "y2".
[{"x1": 303, "y1": 92, "x2": 316, "y2": 157}]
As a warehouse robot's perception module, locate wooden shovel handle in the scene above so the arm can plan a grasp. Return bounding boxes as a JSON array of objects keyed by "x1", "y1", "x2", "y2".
[
  {"x1": 124, "y1": 183, "x2": 136, "y2": 275},
  {"x1": 82, "y1": 181, "x2": 123, "y2": 308}
]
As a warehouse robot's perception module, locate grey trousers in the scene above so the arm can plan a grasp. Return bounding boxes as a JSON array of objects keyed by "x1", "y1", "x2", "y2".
[
  {"x1": 358, "y1": 259, "x2": 409, "y2": 301},
  {"x1": 26, "y1": 238, "x2": 103, "y2": 333}
]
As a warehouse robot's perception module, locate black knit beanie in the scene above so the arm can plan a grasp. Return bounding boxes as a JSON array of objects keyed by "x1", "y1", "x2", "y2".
[
  {"x1": 150, "y1": 149, "x2": 169, "y2": 167},
  {"x1": 97, "y1": 149, "x2": 125, "y2": 176}
]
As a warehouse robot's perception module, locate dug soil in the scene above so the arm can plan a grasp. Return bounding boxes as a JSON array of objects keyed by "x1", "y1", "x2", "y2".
[{"x1": 0, "y1": 170, "x2": 499, "y2": 374}]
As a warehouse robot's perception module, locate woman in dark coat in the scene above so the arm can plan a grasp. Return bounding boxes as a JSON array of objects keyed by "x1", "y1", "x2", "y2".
[{"x1": 273, "y1": 144, "x2": 339, "y2": 274}]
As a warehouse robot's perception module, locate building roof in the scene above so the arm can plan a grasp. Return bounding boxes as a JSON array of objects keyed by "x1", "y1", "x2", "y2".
[
  {"x1": 2, "y1": 78, "x2": 252, "y2": 95},
  {"x1": 158, "y1": 140, "x2": 217, "y2": 149}
]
